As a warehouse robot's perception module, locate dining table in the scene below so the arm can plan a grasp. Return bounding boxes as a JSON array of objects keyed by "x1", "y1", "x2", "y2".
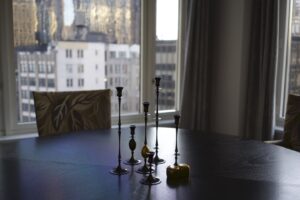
[{"x1": 1, "y1": 127, "x2": 300, "y2": 200}]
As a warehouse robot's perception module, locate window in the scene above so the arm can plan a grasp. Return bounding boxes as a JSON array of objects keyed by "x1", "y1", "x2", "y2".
[
  {"x1": 38, "y1": 79, "x2": 46, "y2": 87},
  {"x1": 115, "y1": 65, "x2": 121, "y2": 74},
  {"x1": 1, "y1": 0, "x2": 183, "y2": 135},
  {"x1": 155, "y1": 0, "x2": 179, "y2": 111},
  {"x1": 109, "y1": 51, "x2": 116, "y2": 59},
  {"x1": 66, "y1": 49, "x2": 72, "y2": 58},
  {"x1": 78, "y1": 78, "x2": 84, "y2": 87},
  {"x1": 123, "y1": 64, "x2": 128, "y2": 73},
  {"x1": 77, "y1": 64, "x2": 84, "y2": 73},
  {"x1": 47, "y1": 64, "x2": 54, "y2": 73},
  {"x1": 66, "y1": 64, "x2": 73, "y2": 73},
  {"x1": 38, "y1": 63, "x2": 45, "y2": 73},
  {"x1": 77, "y1": 49, "x2": 84, "y2": 58},
  {"x1": 48, "y1": 79, "x2": 55, "y2": 88},
  {"x1": 277, "y1": 0, "x2": 300, "y2": 128},
  {"x1": 66, "y1": 79, "x2": 73, "y2": 87},
  {"x1": 119, "y1": 51, "x2": 126, "y2": 58}
]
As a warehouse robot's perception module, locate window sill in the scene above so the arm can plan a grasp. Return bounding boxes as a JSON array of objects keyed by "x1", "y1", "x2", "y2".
[{"x1": 0, "y1": 119, "x2": 175, "y2": 141}]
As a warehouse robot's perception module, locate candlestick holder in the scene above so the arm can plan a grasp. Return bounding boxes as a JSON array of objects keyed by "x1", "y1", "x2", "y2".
[
  {"x1": 166, "y1": 115, "x2": 190, "y2": 180},
  {"x1": 124, "y1": 125, "x2": 141, "y2": 165},
  {"x1": 140, "y1": 151, "x2": 161, "y2": 185},
  {"x1": 153, "y1": 77, "x2": 165, "y2": 165},
  {"x1": 110, "y1": 87, "x2": 128, "y2": 175},
  {"x1": 136, "y1": 102, "x2": 153, "y2": 174}
]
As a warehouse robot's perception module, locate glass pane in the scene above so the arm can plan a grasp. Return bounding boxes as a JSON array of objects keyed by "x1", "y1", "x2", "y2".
[
  {"x1": 13, "y1": 0, "x2": 141, "y2": 123},
  {"x1": 289, "y1": 0, "x2": 300, "y2": 95},
  {"x1": 155, "y1": 0, "x2": 178, "y2": 111}
]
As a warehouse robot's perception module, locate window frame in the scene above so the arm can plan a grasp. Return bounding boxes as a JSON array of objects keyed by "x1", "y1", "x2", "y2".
[
  {"x1": 275, "y1": 0, "x2": 292, "y2": 130},
  {"x1": 0, "y1": 0, "x2": 185, "y2": 136}
]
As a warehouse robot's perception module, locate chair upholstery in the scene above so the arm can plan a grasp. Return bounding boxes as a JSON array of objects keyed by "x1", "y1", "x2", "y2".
[
  {"x1": 283, "y1": 94, "x2": 300, "y2": 151},
  {"x1": 33, "y1": 89, "x2": 111, "y2": 136}
]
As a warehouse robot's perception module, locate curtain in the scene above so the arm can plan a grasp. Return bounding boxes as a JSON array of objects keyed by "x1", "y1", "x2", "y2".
[
  {"x1": 243, "y1": 0, "x2": 279, "y2": 140},
  {"x1": 180, "y1": 0, "x2": 211, "y2": 131}
]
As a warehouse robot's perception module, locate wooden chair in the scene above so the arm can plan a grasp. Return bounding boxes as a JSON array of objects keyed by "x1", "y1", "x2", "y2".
[
  {"x1": 282, "y1": 94, "x2": 300, "y2": 151},
  {"x1": 265, "y1": 94, "x2": 300, "y2": 152},
  {"x1": 33, "y1": 89, "x2": 111, "y2": 137}
]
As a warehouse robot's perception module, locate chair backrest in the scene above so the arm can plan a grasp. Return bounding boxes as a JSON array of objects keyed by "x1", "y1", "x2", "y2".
[
  {"x1": 33, "y1": 89, "x2": 111, "y2": 136},
  {"x1": 283, "y1": 94, "x2": 300, "y2": 151}
]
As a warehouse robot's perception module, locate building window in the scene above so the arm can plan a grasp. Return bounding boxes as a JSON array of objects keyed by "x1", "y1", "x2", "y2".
[
  {"x1": 66, "y1": 49, "x2": 72, "y2": 58},
  {"x1": 115, "y1": 64, "x2": 121, "y2": 74},
  {"x1": 29, "y1": 78, "x2": 36, "y2": 86},
  {"x1": 38, "y1": 79, "x2": 46, "y2": 87},
  {"x1": 66, "y1": 64, "x2": 72, "y2": 73},
  {"x1": 109, "y1": 51, "x2": 116, "y2": 59},
  {"x1": 28, "y1": 63, "x2": 35, "y2": 73},
  {"x1": 119, "y1": 51, "x2": 126, "y2": 58},
  {"x1": 47, "y1": 64, "x2": 54, "y2": 73},
  {"x1": 77, "y1": 49, "x2": 84, "y2": 58},
  {"x1": 48, "y1": 79, "x2": 55, "y2": 87},
  {"x1": 78, "y1": 78, "x2": 84, "y2": 87},
  {"x1": 77, "y1": 64, "x2": 84, "y2": 73},
  {"x1": 38, "y1": 63, "x2": 45, "y2": 73},
  {"x1": 66, "y1": 79, "x2": 73, "y2": 87},
  {"x1": 115, "y1": 77, "x2": 121, "y2": 86}
]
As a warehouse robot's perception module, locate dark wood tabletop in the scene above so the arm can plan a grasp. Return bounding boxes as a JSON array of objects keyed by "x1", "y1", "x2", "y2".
[{"x1": 1, "y1": 127, "x2": 300, "y2": 200}]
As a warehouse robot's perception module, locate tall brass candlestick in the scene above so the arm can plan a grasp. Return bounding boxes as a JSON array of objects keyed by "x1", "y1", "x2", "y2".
[
  {"x1": 136, "y1": 102, "x2": 153, "y2": 174},
  {"x1": 166, "y1": 114, "x2": 190, "y2": 181},
  {"x1": 153, "y1": 77, "x2": 165, "y2": 164},
  {"x1": 110, "y1": 87, "x2": 128, "y2": 175}
]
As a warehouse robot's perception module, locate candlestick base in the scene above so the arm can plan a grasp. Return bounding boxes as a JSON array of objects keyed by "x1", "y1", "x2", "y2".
[
  {"x1": 124, "y1": 158, "x2": 141, "y2": 165},
  {"x1": 110, "y1": 166, "x2": 129, "y2": 175},
  {"x1": 140, "y1": 174, "x2": 161, "y2": 185},
  {"x1": 136, "y1": 164, "x2": 154, "y2": 174},
  {"x1": 153, "y1": 155, "x2": 165, "y2": 165}
]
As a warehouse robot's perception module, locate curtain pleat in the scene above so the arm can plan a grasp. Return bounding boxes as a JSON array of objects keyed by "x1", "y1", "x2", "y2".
[
  {"x1": 180, "y1": 0, "x2": 211, "y2": 132},
  {"x1": 243, "y1": 0, "x2": 279, "y2": 140}
]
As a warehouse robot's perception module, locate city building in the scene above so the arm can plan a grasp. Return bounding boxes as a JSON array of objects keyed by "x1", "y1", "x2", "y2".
[
  {"x1": 72, "y1": 0, "x2": 140, "y2": 44},
  {"x1": 55, "y1": 40, "x2": 106, "y2": 91},
  {"x1": 36, "y1": 0, "x2": 64, "y2": 44},
  {"x1": 105, "y1": 44, "x2": 140, "y2": 114},
  {"x1": 16, "y1": 38, "x2": 140, "y2": 121},
  {"x1": 155, "y1": 40, "x2": 177, "y2": 110},
  {"x1": 12, "y1": 0, "x2": 38, "y2": 47},
  {"x1": 16, "y1": 45, "x2": 56, "y2": 122}
]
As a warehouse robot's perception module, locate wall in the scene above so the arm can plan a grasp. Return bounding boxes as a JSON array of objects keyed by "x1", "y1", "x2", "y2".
[
  {"x1": 0, "y1": 2, "x2": 5, "y2": 135},
  {"x1": 210, "y1": 0, "x2": 252, "y2": 136}
]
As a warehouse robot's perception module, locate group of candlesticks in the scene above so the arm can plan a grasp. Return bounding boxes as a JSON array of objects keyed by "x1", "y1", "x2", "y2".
[{"x1": 109, "y1": 77, "x2": 190, "y2": 185}]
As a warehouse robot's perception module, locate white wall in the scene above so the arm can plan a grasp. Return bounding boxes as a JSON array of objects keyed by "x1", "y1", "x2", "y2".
[{"x1": 210, "y1": 0, "x2": 252, "y2": 136}]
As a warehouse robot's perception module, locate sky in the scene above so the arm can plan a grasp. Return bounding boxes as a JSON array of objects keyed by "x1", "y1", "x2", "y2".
[
  {"x1": 63, "y1": 0, "x2": 179, "y2": 40},
  {"x1": 156, "y1": 0, "x2": 179, "y2": 40}
]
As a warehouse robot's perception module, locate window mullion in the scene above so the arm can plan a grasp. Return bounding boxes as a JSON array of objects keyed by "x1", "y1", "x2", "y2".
[{"x1": 141, "y1": 0, "x2": 156, "y2": 118}]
